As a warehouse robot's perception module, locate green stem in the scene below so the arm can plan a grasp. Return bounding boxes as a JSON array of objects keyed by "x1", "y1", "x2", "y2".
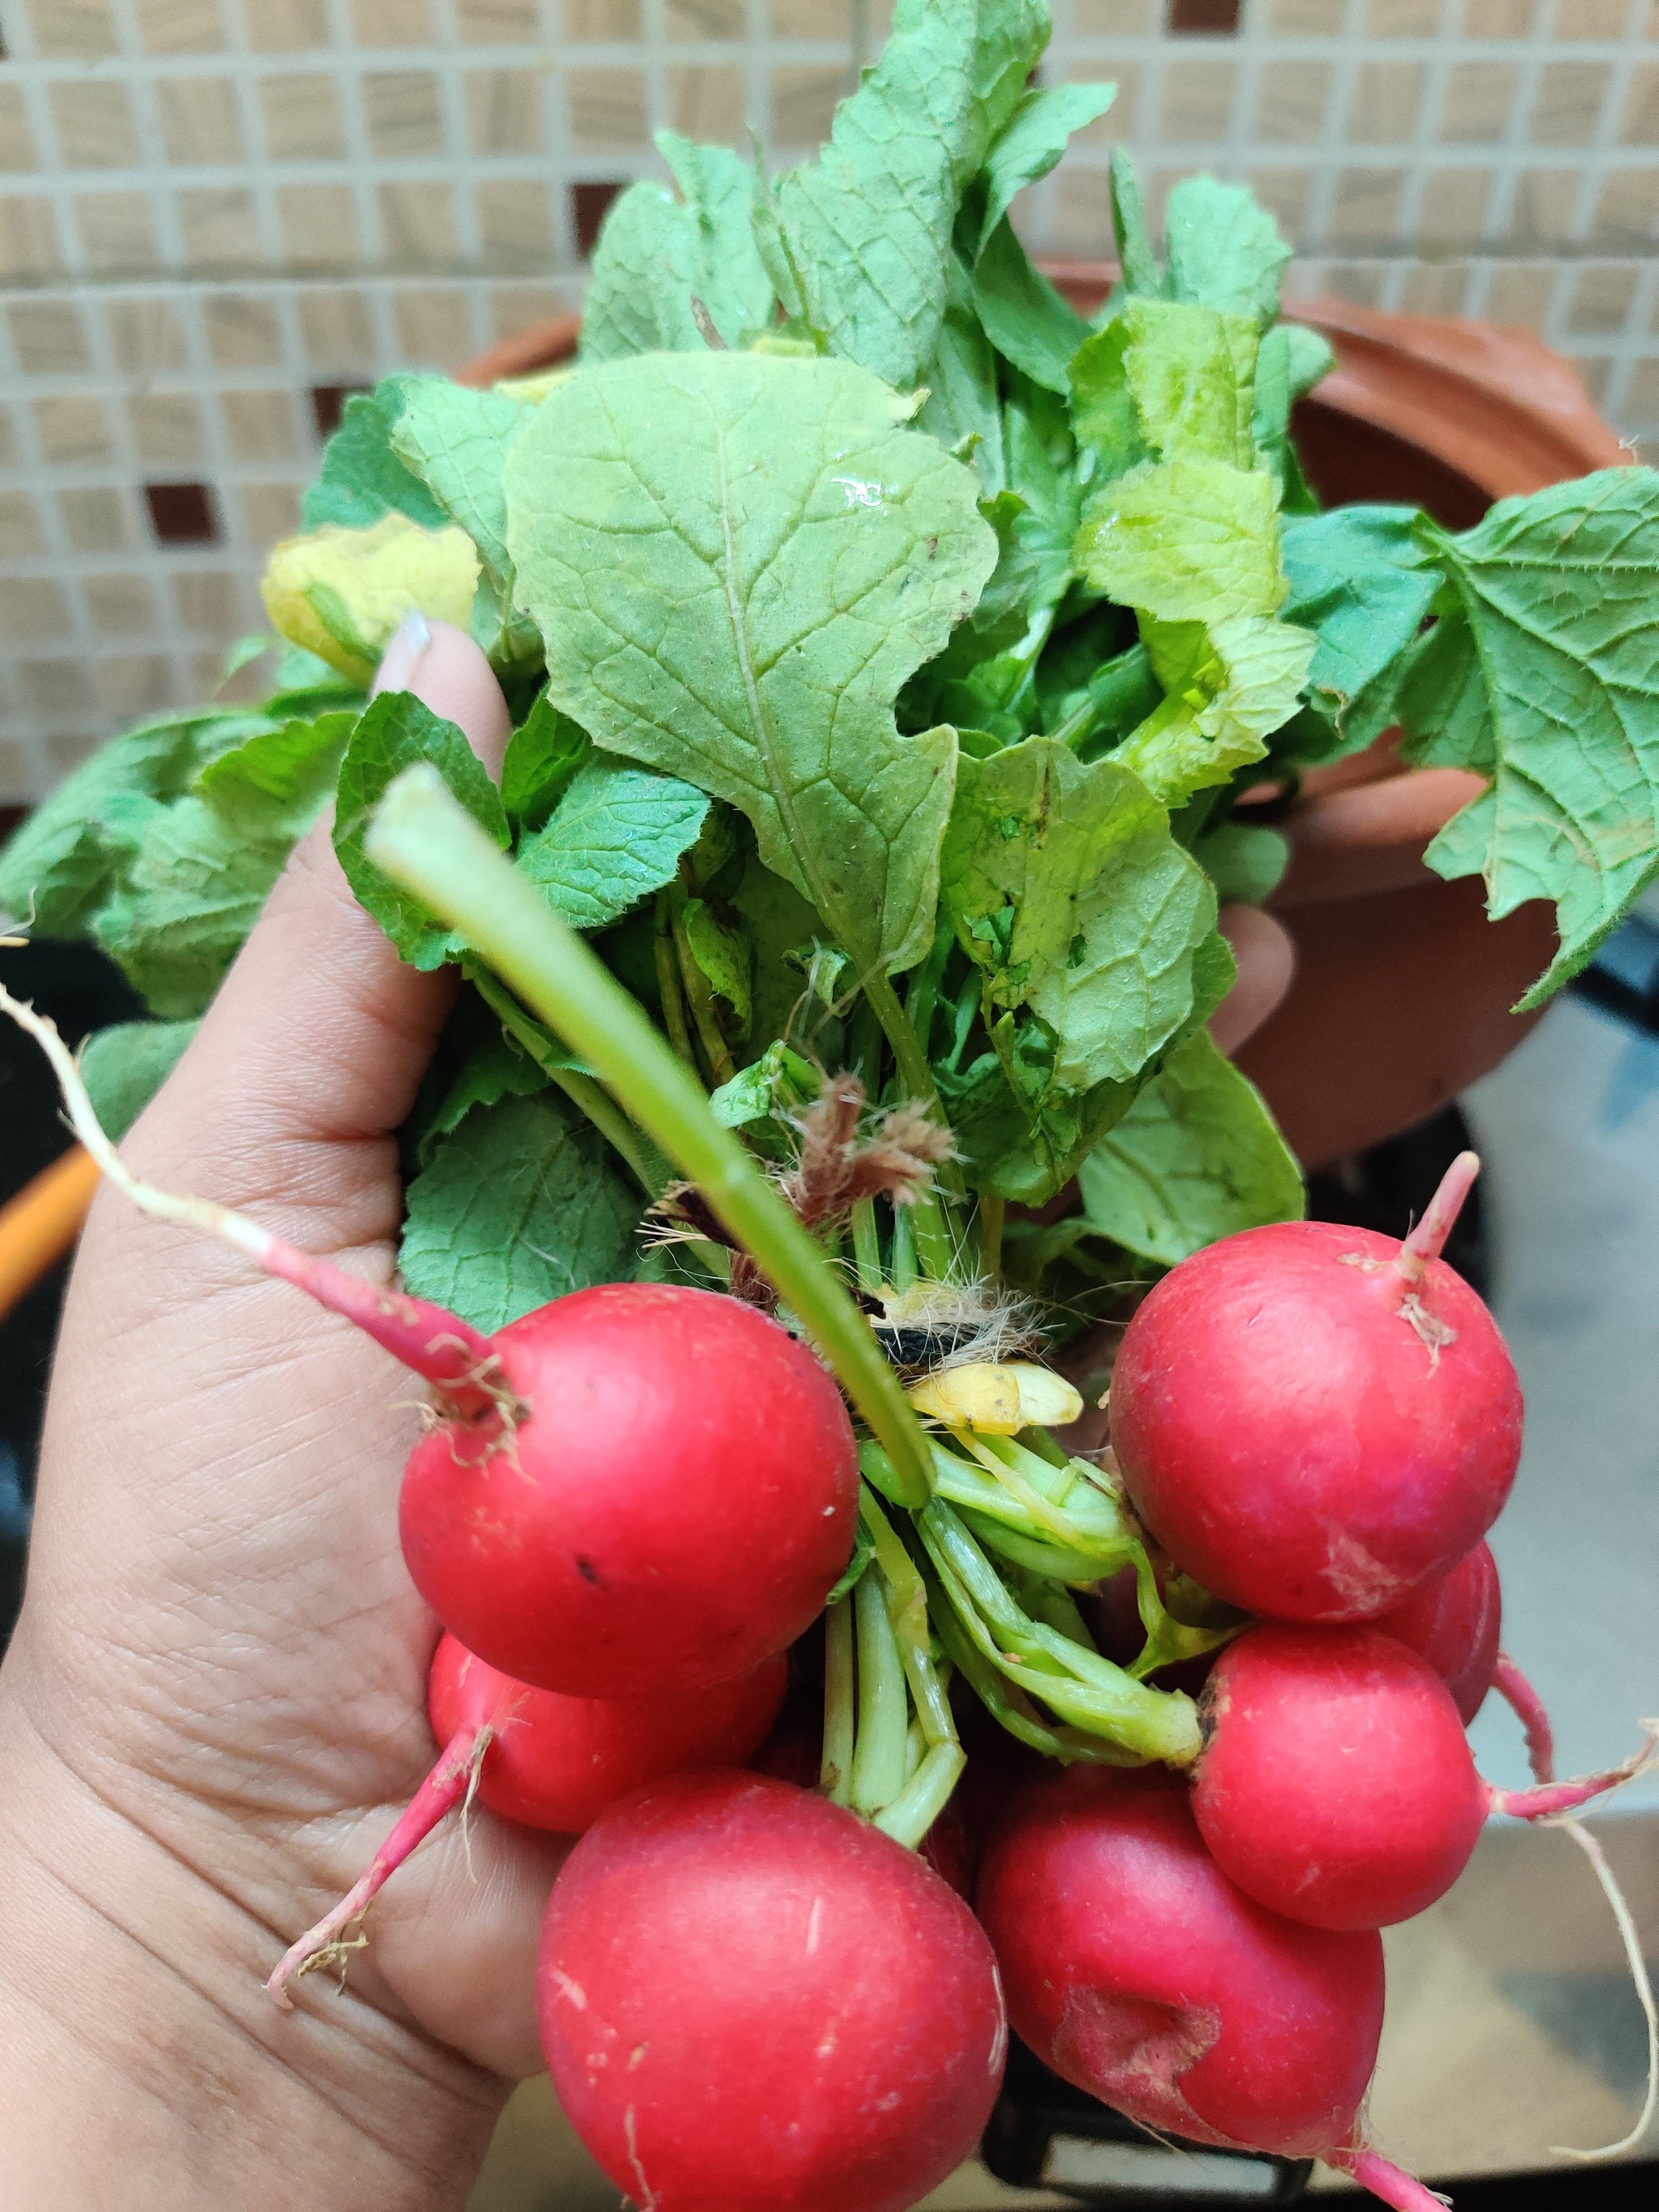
[
  {"x1": 368, "y1": 767, "x2": 937, "y2": 1500},
  {"x1": 849, "y1": 1568, "x2": 909, "y2": 1815},
  {"x1": 653, "y1": 892, "x2": 698, "y2": 1071},
  {"x1": 889, "y1": 1206, "x2": 917, "y2": 1293},
  {"x1": 850, "y1": 1198, "x2": 882, "y2": 1295},
  {"x1": 822, "y1": 1596, "x2": 855, "y2": 1806},
  {"x1": 904, "y1": 925, "x2": 954, "y2": 1066},
  {"x1": 859, "y1": 1484, "x2": 930, "y2": 1650},
  {"x1": 670, "y1": 901, "x2": 737, "y2": 1089},
  {"x1": 872, "y1": 1742, "x2": 966, "y2": 1850},
  {"x1": 863, "y1": 967, "x2": 937, "y2": 1109},
  {"x1": 907, "y1": 1187, "x2": 961, "y2": 1284},
  {"x1": 977, "y1": 1193, "x2": 1005, "y2": 1279},
  {"x1": 467, "y1": 965, "x2": 660, "y2": 1197}
]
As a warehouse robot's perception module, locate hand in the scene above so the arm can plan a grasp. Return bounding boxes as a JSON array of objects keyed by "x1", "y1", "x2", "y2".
[{"x1": 0, "y1": 624, "x2": 560, "y2": 2212}]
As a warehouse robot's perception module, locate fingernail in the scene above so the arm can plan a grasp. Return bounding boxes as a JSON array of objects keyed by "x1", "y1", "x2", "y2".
[{"x1": 372, "y1": 609, "x2": 432, "y2": 698}]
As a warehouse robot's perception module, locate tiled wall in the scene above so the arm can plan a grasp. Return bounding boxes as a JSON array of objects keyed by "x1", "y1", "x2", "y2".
[{"x1": 2, "y1": 0, "x2": 1659, "y2": 800}]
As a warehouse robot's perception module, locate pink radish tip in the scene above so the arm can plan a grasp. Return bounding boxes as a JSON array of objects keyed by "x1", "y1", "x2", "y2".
[
  {"x1": 1492, "y1": 1653, "x2": 1556, "y2": 1786},
  {"x1": 1337, "y1": 2147, "x2": 1452, "y2": 2212},
  {"x1": 1485, "y1": 1724, "x2": 1659, "y2": 1822},
  {"x1": 1393, "y1": 1151, "x2": 1481, "y2": 1286}
]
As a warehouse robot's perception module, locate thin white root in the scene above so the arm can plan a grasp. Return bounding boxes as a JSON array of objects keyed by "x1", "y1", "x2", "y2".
[{"x1": 1548, "y1": 1814, "x2": 1659, "y2": 2162}]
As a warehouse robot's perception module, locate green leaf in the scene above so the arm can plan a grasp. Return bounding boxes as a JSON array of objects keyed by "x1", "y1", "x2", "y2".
[
  {"x1": 1278, "y1": 507, "x2": 1441, "y2": 758},
  {"x1": 1400, "y1": 469, "x2": 1659, "y2": 1004},
  {"x1": 1000, "y1": 372, "x2": 1085, "y2": 617},
  {"x1": 1252, "y1": 321, "x2": 1334, "y2": 502},
  {"x1": 333, "y1": 692, "x2": 509, "y2": 969},
  {"x1": 979, "y1": 80, "x2": 1116, "y2": 249},
  {"x1": 727, "y1": 850, "x2": 836, "y2": 1054},
  {"x1": 1115, "y1": 611, "x2": 1316, "y2": 807},
  {"x1": 302, "y1": 377, "x2": 450, "y2": 533},
  {"x1": 500, "y1": 690, "x2": 593, "y2": 831},
  {"x1": 1193, "y1": 818, "x2": 1290, "y2": 905},
  {"x1": 940, "y1": 735, "x2": 1219, "y2": 1091},
  {"x1": 413, "y1": 1022, "x2": 552, "y2": 1169},
  {"x1": 1109, "y1": 148, "x2": 1160, "y2": 299},
  {"x1": 193, "y1": 710, "x2": 354, "y2": 837},
  {"x1": 581, "y1": 132, "x2": 776, "y2": 361},
  {"x1": 80, "y1": 1019, "x2": 198, "y2": 1141},
  {"x1": 1075, "y1": 456, "x2": 1287, "y2": 623},
  {"x1": 505, "y1": 350, "x2": 997, "y2": 976},
  {"x1": 709, "y1": 1037, "x2": 820, "y2": 1131},
  {"x1": 1163, "y1": 176, "x2": 1291, "y2": 330},
  {"x1": 399, "y1": 1090, "x2": 643, "y2": 1334},
  {"x1": 1077, "y1": 1028, "x2": 1303, "y2": 1266},
  {"x1": 1394, "y1": 592, "x2": 1495, "y2": 772},
  {"x1": 90, "y1": 800, "x2": 288, "y2": 1017},
  {"x1": 682, "y1": 895, "x2": 752, "y2": 1033},
  {"x1": 971, "y1": 218, "x2": 1094, "y2": 395},
  {"x1": 389, "y1": 380, "x2": 537, "y2": 662},
  {"x1": 826, "y1": 1518, "x2": 875, "y2": 1603},
  {"x1": 517, "y1": 756, "x2": 709, "y2": 932},
  {"x1": 918, "y1": 260, "x2": 1007, "y2": 493},
  {"x1": 1072, "y1": 298, "x2": 1258, "y2": 472}
]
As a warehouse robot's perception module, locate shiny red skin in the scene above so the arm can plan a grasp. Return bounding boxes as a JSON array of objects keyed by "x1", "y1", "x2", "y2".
[
  {"x1": 426, "y1": 1633, "x2": 787, "y2": 1835},
  {"x1": 400, "y1": 1284, "x2": 859, "y2": 1697},
  {"x1": 1193, "y1": 1624, "x2": 1487, "y2": 1932},
  {"x1": 1110, "y1": 1220, "x2": 1522, "y2": 1622},
  {"x1": 539, "y1": 1771, "x2": 1007, "y2": 2212},
  {"x1": 1373, "y1": 1541, "x2": 1502, "y2": 1726},
  {"x1": 976, "y1": 1764, "x2": 1384, "y2": 2158}
]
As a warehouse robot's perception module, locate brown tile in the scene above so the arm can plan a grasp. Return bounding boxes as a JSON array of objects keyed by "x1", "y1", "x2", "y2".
[
  {"x1": 1349, "y1": 61, "x2": 1423, "y2": 146},
  {"x1": 1566, "y1": 263, "x2": 1637, "y2": 336},
  {"x1": 0, "y1": 198, "x2": 62, "y2": 283},
  {"x1": 222, "y1": 390, "x2": 299, "y2": 461},
  {"x1": 1254, "y1": 59, "x2": 1329, "y2": 145},
  {"x1": 769, "y1": 0, "x2": 851, "y2": 30},
  {"x1": 1247, "y1": 167, "x2": 1311, "y2": 242},
  {"x1": 1505, "y1": 168, "x2": 1582, "y2": 247},
  {"x1": 145, "y1": 483, "x2": 218, "y2": 553},
  {"x1": 364, "y1": 70, "x2": 446, "y2": 158},
  {"x1": 130, "y1": 393, "x2": 205, "y2": 464},
  {"x1": 75, "y1": 192, "x2": 162, "y2": 271},
  {"x1": 458, "y1": 0, "x2": 543, "y2": 35},
  {"x1": 567, "y1": 67, "x2": 647, "y2": 147},
  {"x1": 174, "y1": 570, "x2": 240, "y2": 630},
  {"x1": 34, "y1": 398, "x2": 114, "y2": 464},
  {"x1": 379, "y1": 182, "x2": 458, "y2": 264},
  {"x1": 668, "y1": 0, "x2": 743, "y2": 32},
  {"x1": 241, "y1": 482, "x2": 304, "y2": 546},
  {"x1": 1071, "y1": 0, "x2": 1153, "y2": 27},
  {"x1": 394, "y1": 285, "x2": 474, "y2": 367},
  {"x1": 84, "y1": 576, "x2": 158, "y2": 634},
  {"x1": 107, "y1": 298, "x2": 189, "y2": 372},
  {"x1": 134, "y1": 0, "x2": 226, "y2": 51},
  {"x1": 298, "y1": 287, "x2": 375, "y2": 367},
  {"x1": 1417, "y1": 167, "x2": 1492, "y2": 246},
  {"x1": 1439, "y1": 61, "x2": 1520, "y2": 144},
  {"x1": 278, "y1": 184, "x2": 362, "y2": 269},
  {"x1": 1484, "y1": 261, "x2": 1555, "y2": 328},
  {"x1": 260, "y1": 73, "x2": 347, "y2": 161},
  {"x1": 1531, "y1": 61, "x2": 1609, "y2": 148},
  {"x1": 1159, "y1": 56, "x2": 1236, "y2": 141},
  {"x1": 352, "y1": 0, "x2": 435, "y2": 41},
  {"x1": 1620, "y1": 65, "x2": 1659, "y2": 146},
  {"x1": 0, "y1": 494, "x2": 45, "y2": 559},
  {"x1": 8, "y1": 302, "x2": 88, "y2": 375},
  {"x1": 1327, "y1": 167, "x2": 1404, "y2": 246},
  {"x1": 1363, "y1": 0, "x2": 1436, "y2": 28},
  {"x1": 478, "y1": 179, "x2": 555, "y2": 257},
  {"x1": 204, "y1": 294, "x2": 283, "y2": 367},
  {"x1": 467, "y1": 69, "x2": 543, "y2": 153},
  {"x1": 0, "y1": 85, "x2": 34, "y2": 172},
  {"x1": 309, "y1": 382, "x2": 372, "y2": 438},
  {"x1": 32, "y1": 2, "x2": 118, "y2": 58},
  {"x1": 1168, "y1": 0, "x2": 1240, "y2": 26},
  {"x1": 562, "y1": 0, "x2": 642, "y2": 32},
  {"x1": 97, "y1": 657, "x2": 173, "y2": 717},
  {"x1": 769, "y1": 66, "x2": 844, "y2": 149},
  {"x1": 1593, "y1": 166, "x2": 1659, "y2": 240},
  {"x1": 1399, "y1": 263, "x2": 1472, "y2": 317},
  {"x1": 60, "y1": 489, "x2": 130, "y2": 554},
  {"x1": 24, "y1": 664, "x2": 97, "y2": 717},
  {"x1": 570, "y1": 178, "x2": 624, "y2": 255},
  {"x1": 48, "y1": 81, "x2": 139, "y2": 169},
  {"x1": 178, "y1": 187, "x2": 261, "y2": 265},
  {"x1": 0, "y1": 582, "x2": 73, "y2": 642},
  {"x1": 669, "y1": 66, "x2": 747, "y2": 143},
  {"x1": 1460, "y1": 0, "x2": 1536, "y2": 31},
  {"x1": 249, "y1": 0, "x2": 328, "y2": 48}
]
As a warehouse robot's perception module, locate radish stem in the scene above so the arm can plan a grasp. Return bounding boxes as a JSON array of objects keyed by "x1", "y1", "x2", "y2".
[
  {"x1": 821, "y1": 1597, "x2": 855, "y2": 1806},
  {"x1": 850, "y1": 1568, "x2": 909, "y2": 1815},
  {"x1": 1392, "y1": 1150, "x2": 1480, "y2": 1286}
]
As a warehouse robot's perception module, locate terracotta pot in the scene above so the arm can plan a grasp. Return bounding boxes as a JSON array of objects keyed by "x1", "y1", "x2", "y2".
[{"x1": 465, "y1": 274, "x2": 1627, "y2": 1169}]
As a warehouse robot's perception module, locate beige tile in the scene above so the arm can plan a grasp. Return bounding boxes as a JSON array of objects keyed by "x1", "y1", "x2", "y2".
[
  {"x1": 107, "y1": 298, "x2": 189, "y2": 371},
  {"x1": 1072, "y1": 0, "x2": 1154, "y2": 27},
  {"x1": 8, "y1": 301, "x2": 89, "y2": 374},
  {"x1": 1634, "y1": 0, "x2": 1659, "y2": 32},
  {"x1": 1363, "y1": 0, "x2": 1436, "y2": 29},
  {"x1": 178, "y1": 187, "x2": 261, "y2": 265},
  {"x1": 130, "y1": 393, "x2": 205, "y2": 464},
  {"x1": 1505, "y1": 168, "x2": 1582, "y2": 246},
  {"x1": 0, "y1": 408, "x2": 17, "y2": 467},
  {"x1": 1531, "y1": 61, "x2": 1609, "y2": 148},
  {"x1": 1623, "y1": 357, "x2": 1659, "y2": 421},
  {"x1": 668, "y1": 0, "x2": 743, "y2": 33},
  {"x1": 1255, "y1": 59, "x2": 1329, "y2": 145},
  {"x1": 60, "y1": 489, "x2": 130, "y2": 554},
  {"x1": 1159, "y1": 57, "x2": 1235, "y2": 142},
  {"x1": 478, "y1": 179, "x2": 555, "y2": 257},
  {"x1": 1399, "y1": 262, "x2": 1473, "y2": 316},
  {"x1": 669, "y1": 66, "x2": 747, "y2": 143},
  {"x1": 768, "y1": 66, "x2": 844, "y2": 150},
  {"x1": 1583, "y1": 0, "x2": 1636, "y2": 29},
  {"x1": 769, "y1": 0, "x2": 851, "y2": 30},
  {"x1": 48, "y1": 82, "x2": 140, "y2": 170},
  {"x1": 1350, "y1": 61, "x2": 1423, "y2": 146},
  {"x1": 0, "y1": 581, "x2": 73, "y2": 641},
  {"x1": 33, "y1": 2, "x2": 118, "y2": 58},
  {"x1": 84, "y1": 575, "x2": 158, "y2": 634},
  {"x1": 1418, "y1": 166, "x2": 1493, "y2": 246},
  {"x1": 1461, "y1": 0, "x2": 1536, "y2": 31},
  {"x1": 1075, "y1": 61, "x2": 1131, "y2": 139},
  {"x1": 222, "y1": 390, "x2": 299, "y2": 461},
  {"x1": 562, "y1": 0, "x2": 642, "y2": 33},
  {"x1": 204, "y1": 293, "x2": 283, "y2": 367},
  {"x1": 278, "y1": 184, "x2": 362, "y2": 269},
  {"x1": 135, "y1": 0, "x2": 226, "y2": 51},
  {"x1": 97, "y1": 656, "x2": 173, "y2": 717},
  {"x1": 158, "y1": 76, "x2": 243, "y2": 164},
  {"x1": 458, "y1": 0, "x2": 544, "y2": 35},
  {"x1": 1248, "y1": 167, "x2": 1311, "y2": 243},
  {"x1": 0, "y1": 198, "x2": 62, "y2": 283},
  {"x1": 1484, "y1": 261, "x2": 1555, "y2": 328},
  {"x1": 567, "y1": 66, "x2": 647, "y2": 146},
  {"x1": 1593, "y1": 166, "x2": 1659, "y2": 240},
  {"x1": 34, "y1": 398, "x2": 115, "y2": 465},
  {"x1": 0, "y1": 737, "x2": 32, "y2": 797},
  {"x1": 75, "y1": 192, "x2": 162, "y2": 271},
  {"x1": 174, "y1": 569, "x2": 240, "y2": 630},
  {"x1": 0, "y1": 85, "x2": 34, "y2": 172},
  {"x1": 467, "y1": 69, "x2": 543, "y2": 153},
  {"x1": 241, "y1": 481, "x2": 304, "y2": 546},
  {"x1": 0, "y1": 494, "x2": 45, "y2": 559},
  {"x1": 352, "y1": 0, "x2": 435, "y2": 41},
  {"x1": 394, "y1": 285, "x2": 474, "y2": 366},
  {"x1": 1569, "y1": 354, "x2": 1613, "y2": 407},
  {"x1": 364, "y1": 70, "x2": 446, "y2": 157},
  {"x1": 1620, "y1": 65, "x2": 1659, "y2": 145},
  {"x1": 491, "y1": 280, "x2": 574, "y2": 339},
  {"x1": 1049, "y1": 166, "x2": 1114, "y2": 260},
  {"x1": 1265, "y1": 0, "x2": 1337, "y2": 26},
  {"x1": 1328, "y1": 167, "x2": 1404, "y2": 245},
  {"x1": 249, "y1": 0, "x2": 328, "y2": 48},
  {"x1": 1439, "y1": 61, "x2": 1520, "y2": 144},
  {"x1": 260, "y1": 73, "x2": 347, "y2": 161},
  {"x1": 379, "y1": 181, "x2": 458, "y2": 263},
  {"x1": 25, "y1": 665, "x2": 97, "y2": 717},
  {"x1": 298, "y1": 286, "x2": 375, "y2": 366},
  {"x1": 1323, "y1": 260, "x2": 1387, "y2": 307},
  {"x1": 1566, "y1": 263, "x2": 1637, "y2": 335}
]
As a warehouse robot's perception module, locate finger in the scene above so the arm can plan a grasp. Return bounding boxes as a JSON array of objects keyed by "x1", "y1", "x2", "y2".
[
  {"x1": 1211, "y1": 904, "x2": 1297, "y2": 1058},
  {"x1": 1272, "y1": 768, "x2": 1488, "y2": 909}
]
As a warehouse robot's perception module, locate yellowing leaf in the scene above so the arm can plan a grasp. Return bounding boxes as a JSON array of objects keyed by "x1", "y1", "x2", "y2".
[
  {"x1": 261, "y1": 513, "x2": 479, "y2": 686},
  {"x1": 907, "y1": 1359, "x2": 1083, "y2": 1435}
]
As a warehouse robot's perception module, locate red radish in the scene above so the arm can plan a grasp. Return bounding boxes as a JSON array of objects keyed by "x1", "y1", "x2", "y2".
[
  {"x1": 1373, "y1": 1540, "x2": 1502, "y2": 1725},
  {"x1": 269, "y1": 1635, "x2": 787, "y2": 2000},
  {"x1": 539, "y1": 1770, "x2": 1006, "y2": 2212},
  {"x1": 1190, "y1": 1624, "x2": 1657, "y2": 1933},
  {"x1": 975, "y1": 1763, "x2": 1389, "y2": 2163},
  {"x1": 1110, "y1": 1154, "x2": 1523, "y2": 1622}
]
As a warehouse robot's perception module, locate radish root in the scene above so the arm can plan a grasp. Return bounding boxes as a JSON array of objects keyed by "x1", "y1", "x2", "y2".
[{"x1": 1336, "y1": 2146, "x2": 1452, "y2": 2211}]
